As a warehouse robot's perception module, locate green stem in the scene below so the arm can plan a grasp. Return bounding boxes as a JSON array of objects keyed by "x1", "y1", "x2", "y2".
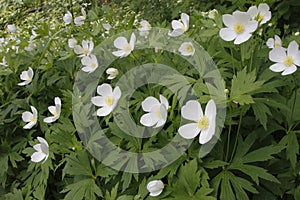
[
  {"x1": 225, "y1": 104, "x2": 232, "y2": 162},
  {"x1": 229, "y1": 108, "x2": 243, "y2": 162},
  {"x1": 240, "y1": 43, "x2": 245, "y2": 69},
  {"x1": 230, "y1": 47, "x2": 236, "y2": 75},
  {"x1": 290, "y1": 75, "x2": 297, "y2": 128},
  {"x1": 249, "y1": 39, "x2": 254, "y2": 72}
]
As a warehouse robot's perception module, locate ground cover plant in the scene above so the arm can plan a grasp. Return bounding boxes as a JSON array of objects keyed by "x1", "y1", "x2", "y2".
[{"x1": 1, "y1": 0, "x2": 300, "y2": 199}]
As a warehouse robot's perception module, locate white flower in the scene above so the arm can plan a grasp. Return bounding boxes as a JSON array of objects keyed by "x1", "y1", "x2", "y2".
[
  {"x1": 18, "y1": 67, "x2": 34, "y2": 86},
  {"x1": 112, "y1": 33, "x2": 136, "y2": 58},
  {"x1": 208, "y1": 9, "x2": 218, "y2": 19},
  {"x1": 24, "y1": 41, "x2": 36, "y2": 51},
  {"x1": 178, "y1": 100, "x2": 216, "y2": 144},
  {"x1": 147, "y1": 180, "x2": 164, "y2": 197},
  {"x1": 219, "y1": 11, "x2": 258, "y2": 45},
  {"x1": 68, "y1": 38, "x2": 77, "y2": 48},
  {"x1": 269, "y1": 41, "x2": 300, "y2": 76},
  {"x1": 106, "y1": 67, "x2": 119, "y2": 79},
  {"x1": 266, "y1": 35, "x2": 283, "y2": 49},
  {"x1": 91, "y1": 83, "x2": 121, "y2": 116},
  {"x1": 74, "y1": 39, "x2": 94, "y2": 57},
  {"x1": 247, "y1": 3, "x2": 271, "y2": 25},
  {"x1": 81, "y1": 54, "x2": 98, "y2": 73},
  {"x1": 0, "y1": 57, "x2": 8, "y2": 66},
  {"x1": 168, "y1": 13, "x2": 189, "y2": 37},
  {"x1": 138, "y1": 20, "x2": 151, "y2": 37},
  {"x1": 74, "y1": 8, "x2": 86, "y2": 26},
  {"x1": 31, "y1": 137, "x2": 49, "y2": 163},
  {"x1": 63, "y1": 11, "x2": 73, "y2": 25},
  {"x1": 103, "y1": 24, "x2": 112, "y2": 31},
  {"x1": 22, "y1": 106, "x2": 38, "y2": 129},
  {"x1": 178, "y1": 42, "x2": 195, "y2": 56},
  {"x1": 140, "y1": 95, "x2": 169, "y2": 128},
  {"x1": 44, "y1": 97, "x2": 61, "y2": 123},
  {"x1": 7, "y1": 24, "x2": 16, "y2": 33}
]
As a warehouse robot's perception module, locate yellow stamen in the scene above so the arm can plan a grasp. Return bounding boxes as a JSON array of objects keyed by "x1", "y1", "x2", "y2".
[
  {"x1": 197, "y1": 116, "x2": 209, "y2": 129},
  {"x1": 30, "y1": 116, "x2": 35, "y2": 122},
  {"x1": 123, "y1": 44, "x2": 131, "y2": 52},
  {"x1": 155, "y1": 108, "x2": 162, "y2": 118},
  {"x1": 186, "y1": 45, "x2": 193, "y2": 53},
  {"x1": 274, "y1": 41, "x2": 280, "y2": 47},
  {"x1": 257, "y1": 13, "x2": 264, "y2": 22},
  {"x1": 25, "y1": 76, "x2": 31, "y2": 81},
  {"x1": 91, "y1": 62, "x2": 97, "y2": 68},
  {"x1": 234, "y1": 23, "x2": 244, "y2": 34},
  {"x1": 284, "y1": 56, "x2": 293, "y2": 67},
  {"x1": 105, "y1": 96, "x2": 114, "y2": 106},
  {"x1": 181, "y1": 25, "x2": 187, "y2": 31},
  {"x1": 53, "y1": 110, "x2": 58, "y2": 117},
  {"x1": 82, "y1": 48, "x2": 89, "y2": 55}
]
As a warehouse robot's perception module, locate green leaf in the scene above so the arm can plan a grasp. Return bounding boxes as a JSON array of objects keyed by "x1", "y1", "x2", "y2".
[
  {"x1": 279, "y1": 132, "x2": 299, "y2": 168},
  {"x1": 230, "y1": 68, "x2": 264, "y2": 105}
]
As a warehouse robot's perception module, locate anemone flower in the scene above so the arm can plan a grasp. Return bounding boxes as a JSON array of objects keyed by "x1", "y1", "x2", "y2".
[
  {"x1": 74, "y1": 8, "x2": 86, "y2": 26},
  {"x1": 147, "y1": 180, "x2": 164, "y2": 197},
  {"x1": 81, "y1": 54, "x2": 98, "y2": 73},
  {"x1": 18, "y1": 67, "x2": 34, "y2": 86},
  {"x1": 168, "y1": 13, "x2": 189, "y2": 37},
  {"x1": 112, "y1": 33, "x2": 136, "y2": 58},
  {"x1": 22, "y1": 106, "x2": 38, "y2": 129},
  {"x1": 74, "y1": 39, "x2": 94, "y2": 57},
  {"x1": 266, "y1": 35, "x2": 283, "y2": 49},
  {"x1": 44, "y1": 97, "x2": 61, "y2": 123},
  {"x1": 178, "y1": 42, "x2": 195, "y2": 56},
  {"x1": 247, "y1": 3, "x2": 271, "y2": 25},
  {"x1": 63, "y1": 11, "x2": 73, "y2": 25},
  {"x1": 31, "y1": 137, "x2": 49, "y2": 163},
  {"x1": 106, "y1": 68, "x2": 119, "y2": 80}
]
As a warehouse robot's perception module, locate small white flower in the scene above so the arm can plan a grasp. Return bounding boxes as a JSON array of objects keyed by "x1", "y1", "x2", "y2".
[
  {"x1": 147, "y1": 180, "x2": 164, "y2": 197},
  {"x1": 247, "y1": 3, "x2": 271, "y2": 25},
  {"x1": 295, "y1": 32, "x2": 300, "y2": 36},
  {"x1": 178, "y1": 100, "x2": 216, "y2": 144},
  {"x1": 219, "y1": 11, "x2": 258, "y2": 45},
  {"x1": 138, "y1": 20, "x2": 151, "y2": 37},
  {"x1": 266, "y1": 35, "x2": 283, "y2": 49},
  {"x1": 81, "y1": 54, "x2": 98, "y2": 73},
  {"x1": 0, "y1": 57, "x2": 8, "y2": 66},
  {"x1": 31, "y1": 137, "x2": 49, "y2": 163},
  {"x1": 106, "y1": 67, "x2": 119, "y2": 79},
  {"x1": 91, "y1": 83, "x2": 121, "y2": 116},
  {"x1": 22, "y1": 106, "x2": 38, "y2": 129},
  {"x1": 269, "y1": 41, "x2": 300, "y2": 76},
  {"x1": 112, "y1": 33, "x2": 136, "y2": 58},
  {"x1": 68, "y1": 38, "x2": 77, "y2": 48},
  {"x1": 24, "y1": 41, "x2": 36, "y2": 51},
  {"x1": 44, "y1": 97, "x2": 61, "y2": 123},
  {"x1": 63, "y1": 11, "x2": 73, "y2": 25},
  {"x1": 103, "y1": 24, "x2": 112, "y2": 31},
  {"x1": 74, "y1": 8, "x2": 86, "y2": 26},
  {"x1": 140, "y1": 95, "x2": 169, "y2": 128},
  {"x1": 178, "y1": 42, "x2": 195, "y2": 56},
  {"x1": 74, "y1": 39, "x2": 94, "y2": 57},
  {"x1": 18, "y1": 67, "x2": 34, "y2": 86},
  {"x1": 7, "y1": 24, "x2": 16, "y2": 33},
  {"x1": 169, "y1": 13, "x2": 189, "y2": 37},
  {"x1": 208, "y1": 9, "x2": 218, "y2": 19}
]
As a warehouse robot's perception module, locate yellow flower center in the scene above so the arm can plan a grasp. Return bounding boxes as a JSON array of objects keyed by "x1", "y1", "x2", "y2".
[
  {"x1": 197, "y1": 116, "x2": 209, "y2": 129},
  {"x1": 181, "y1": 25, "x2": 187, "y2": 31},
  {"x1": 123, "y1": 44, "x2": 131, "y2": 52},
  {"x1": 155, "y1": 108, "x2": 162, "y2": 118},
  {"x1": 91, "y1": 62, "x2": 97, "y2": 68},
  {"x1": 105, "y1": 96, "x2": 114, "y2": 106},
  {"x1": 274, "y1": 41, "x2": 280, "y2": 47},
  {"x1": 53, "y1": 109, "x2": 58, "y2": 117},
  {"x1": 284, "y1": 56, "x2": 294, "y2": 67},
  {"x1": 186, "y1": 45, "x2": 194, "y2": 53},
  {"x1": 30, "y1": 115, "x2": 35, "y2": 122},
  {"x1": 82, "y1": 48, "x2": 89, "y2": 55},
  {"x1": 234, "y1": 23, "x2": 244, "y2": 34},
  {"x1": 25, "y1": 76, "x2": 31, "y2": 81},
  {"x1": 257, "y1": 13, "x2": 264, "y2": 22}
]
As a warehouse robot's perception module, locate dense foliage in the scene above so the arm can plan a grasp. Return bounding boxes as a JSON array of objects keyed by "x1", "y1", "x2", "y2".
[{"x1": 1, "y1": 0, "x2": 300, "y2": 199}]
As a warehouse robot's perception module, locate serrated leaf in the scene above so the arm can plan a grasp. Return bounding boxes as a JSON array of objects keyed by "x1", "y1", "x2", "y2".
[{"x1": 279, "y1": 132, "x2": 299, "y2": 168}]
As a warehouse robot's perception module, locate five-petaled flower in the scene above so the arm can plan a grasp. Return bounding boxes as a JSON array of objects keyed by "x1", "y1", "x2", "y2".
[
  {"x1": 178, "y1": 42, "x2": 195, "y2": 56},
  {"x1": 178, "y1": 100, "x2": 216, "y2": 144},
  {"x1": 266, "y1": 35, "x2": 283, "y2": 49},
  {"x1": 169, "y1": 13, "x2": 189, "y2": 37},
  {"x1": 74, "y1": 8, "x2": 86, "y2": 26},
  {"x1": 247, "y1": 3, "x2": 271, "y2": 25},
  {"x1": 18, "y1": 67, "x2": 34, "y2": 86},
  {"x1": 106, "y1": 67, "x2": 119, "y2": 80},
  {"x1": 140, "y1": 95, "x2": 169, "y2": 128},
  {"x1": 219, "y1": 11, "x2": 258, "y2": 44},
  {"x1": 138, "y1": 20, "x2": 151, "y2": 37},
  {"x1": 147, "y1": 180, "x2": 164, "y2": 197},
  {"x1": 91, "y1": 83, "x2": 121, "y2": 116},
  {"x1": 112, "y1": 33, "x2": 136, "y2": 58},
  {"x1": 44, "y1": 97, "x2": 61, "y2": 123},
  {"x1": 269, "y1": 40, "x2": 300, "y2": 76},
  {"x1": 81, "y1": 54, "x2": 98, "y2": 73},
  {"x1": 31, "y1": 137, "x2": 49, "y2": 163},
  {"x1": 74, "y1": 39, "x2": 94, "y2": 57},
  {"x1": 63, "y1": 11, "x2": 73, "y2": 25},
  {"x1": 22, "y1": 106, "x2": 38, "y2": 129}
]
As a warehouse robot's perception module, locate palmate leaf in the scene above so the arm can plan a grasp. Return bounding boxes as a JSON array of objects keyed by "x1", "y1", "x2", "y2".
[
  {"x1": 279, "y1": 132, "x2": 299, "y2": 168},
  {"x1": 230, "y1": 68, "x2": 264, "y2": 105}
]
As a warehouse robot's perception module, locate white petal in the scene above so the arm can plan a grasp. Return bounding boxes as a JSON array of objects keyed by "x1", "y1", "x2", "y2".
[
  {"x1": 199, "y1": 119, "x2": 216, "y2": 144},
  {"x1": 234, "y1": 32, "x2": 252, "y2": 45},
  {"x1": 247, "y1": 6, "x2": 258, "y2": 18},
  {"x1": 96, "y1": 106, "x2": 113, "y2": 116},
  {"x1": 219, "y1": 28, "x2": 237, "y2": 42},
  {"x1": 155, "y1": 105, "x2": 168, "y2": 128},
  {"x1": 44, "y1": 116, "x2": 56, "y2": 123},
  {"x1": 74, "y1": 45, "x2": 83, "y2": 54},
  {"x1": 245, "y1": 21, "x2": 258, "y2": 33},
  {"x1": 142, "y1": 96, "x2": 160, "y2": 112},
  {"x1": 37, "y1": 137, "x2": 48, "y2": 147},
  {"x1": 28, "y1": 67, "x2": 34, "y2": 79},
  {"x1": 205, "y1": 100, "x2": 216, "y2": 121},
  {"x1": 33, "y1": 144, "x2": 41, "y2": 151},
  {"x1": 31, "y1": 152, "x2": 45, "y2": 163},
  {"x1": 114, "y1": 37, "x2": 128, "y2": 49},
  {"x1": 81, "y1": 66, "x2": 93, "y2": 73},
  {"x1": 181, "y1": 13, "x2": 189, "y2": 29},
  {"x1": 269, "y1": 63, "x2": 286, "y2": 72},
  {"x1": 181, "y1": 100, "x2": 203, "y2": 121},
  {"x1": 23, "y1": 121, "x2": 35, "y2": 129},
  {"x1": 269, "y1": 47, "x2": 286, "y2": 63},
  {"x1": 293, "y1": 52, "x2": 300, "y2": 66},
  {"x1": 20, "y1": 71, "x2": 29, "y2": 81},
  {"x1": 54, "y1": 97, "x2": 61, "y2": 106},
  {"x1": 31, "y1": 106, "x2": 38, "y2": 119},
  {"x1": 258, "y1": 3, "x2": 270, "y2": 12},
  {"x1": 147, "y1": 180, "x2": 164, "y2": 197},
  {"x1": 113, "y1": 86, "x2": 121, "y2": 100},
  {"x1": 168, "y1": 29, "x2": 184, "y2": 37},
  {"x1": 287, "y1": 41, "x2": 299, "y2": 57},
  {"x1": 22, "y1": 111, "x2": 33, "y2": 122},
  {"x1": 129, "y1": 33, "x2": 136, "y2": 50},
  {"x1": 159, "y1": 95, "x2": 169, "y2": 109},
  {"x1": 282, "y1": 65, "x2": 297, "y2": 75},
  {"x1": 48, "y1": 106, "x2": 56, "y2": 116},
  {"x1": 140, "y1": 113, "x2": 157, "y2": 127},
  {"x1": 97, "y1": 84, "x2": 113, "y2": 96},
  {"x1": 18, "y1": 80, "x2": 30, "y2": 86},
  {"x1": 233, "y1": 11, "x2": 250, "y2": 23},
  {"x1": 112, "y1": 50, "x2": 126, "y2": 57},
  {"x1": 91, "y1": 96, "x2": 106, "y2": 107},
  {"x1": 178, "y1": 123, "x2": 200, "y2": 139},
  {"x1": 266, "y1": 38, "x2": 274, "y2": 48},
  {"x1": 222, "y1": 14, "x2": 236, "y2": 28},
  {"x1": 171, "y1": 20, "x2": 183, "y2": 30}
]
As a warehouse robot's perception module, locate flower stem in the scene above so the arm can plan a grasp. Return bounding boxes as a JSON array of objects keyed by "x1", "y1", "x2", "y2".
[
  {"x1": 229, "y1": 108, "x2": 243, "y2": 162},
  {"x1": 225, "y1": 104, "x2": 232, "y2": 162},
  {"x1": 290, "y1": 75, "x2": 298, "y2": 127},
  {"x1": 240, "y1": 43, "x2": 245, "y2": 69},
  {"x1": 230, "y1": 47, "x2": 236, "y2": 75}
]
